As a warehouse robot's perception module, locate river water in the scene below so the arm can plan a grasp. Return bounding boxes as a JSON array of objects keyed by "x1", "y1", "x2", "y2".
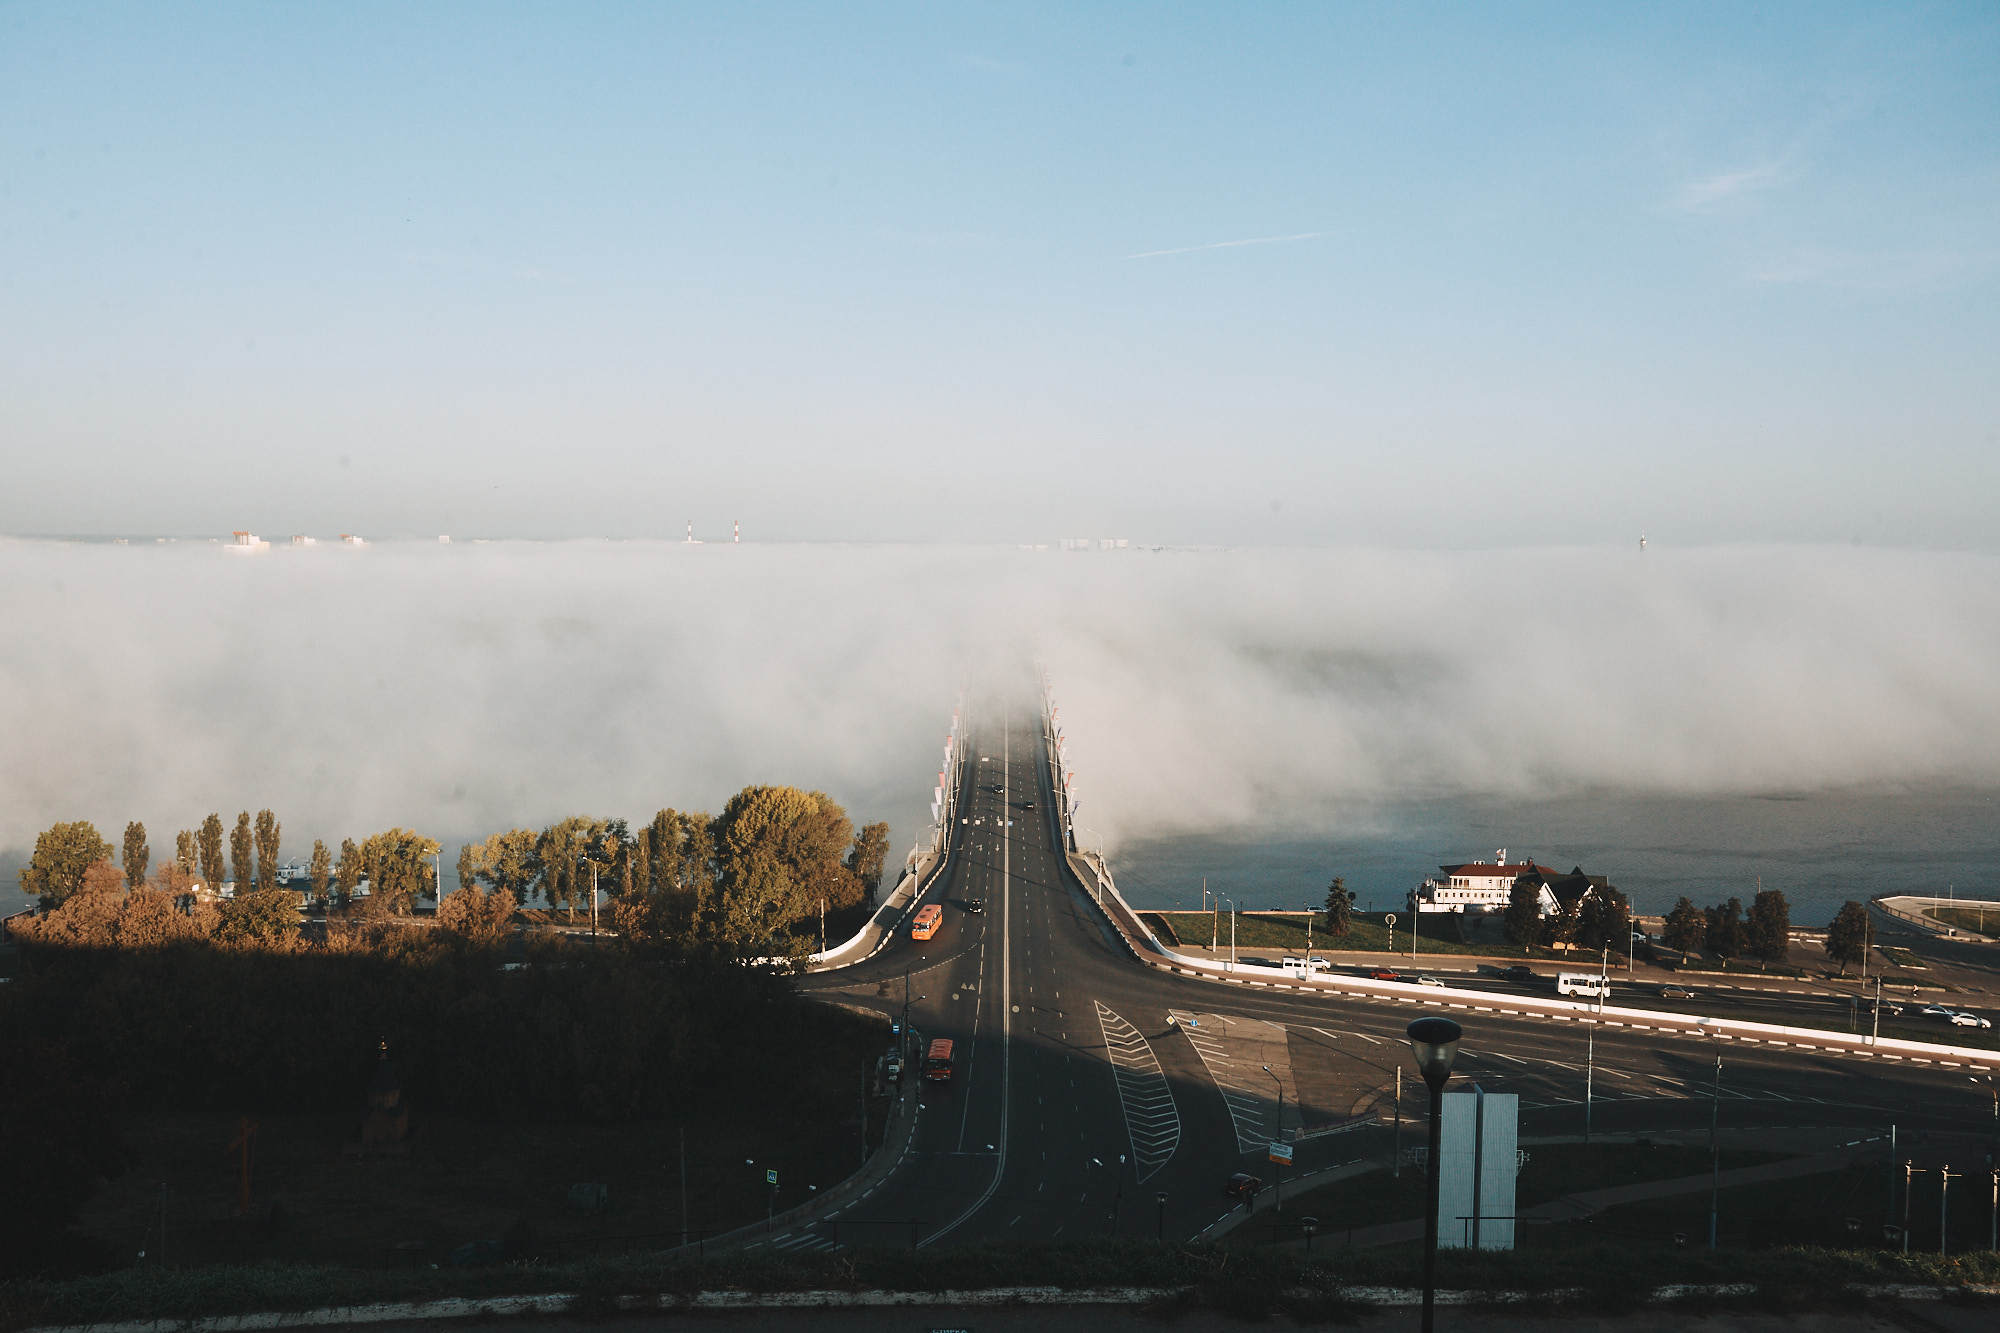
[{"x1": 1109, "y1": 786, "x2": 2000, "y2": 927}]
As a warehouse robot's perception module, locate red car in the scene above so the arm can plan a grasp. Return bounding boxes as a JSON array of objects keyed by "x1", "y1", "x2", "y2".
[{"x1": 1369, "y1": 968, "x2": 1400, "y2": 981}]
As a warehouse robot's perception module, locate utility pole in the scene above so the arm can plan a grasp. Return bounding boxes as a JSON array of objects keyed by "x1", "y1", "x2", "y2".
[
  {"x1": 679, "y1": 1126, "x2": 689, "y2": 1250},
  {"x1": 1873, "y1": 976, "x2": 1883, "y2": 1045}
]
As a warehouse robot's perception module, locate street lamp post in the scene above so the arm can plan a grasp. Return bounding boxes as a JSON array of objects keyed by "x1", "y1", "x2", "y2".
[
  {"x1": 1219, "y1": 896, "x2": 1237, "y2": 970},
  {"x1": 1698, "y1": 1018, "x2": 1724, "y2": 1248},
  {"x1": 1156, "y1": 1190, "x2": 1168, "y2": 1241},
  {"x1": 1261, "y1": 1064, "x2": 1285, "y2": 1213},
  {"x1": 1406, "y1": 1015, "x2": 1463, "y2": 1333}
]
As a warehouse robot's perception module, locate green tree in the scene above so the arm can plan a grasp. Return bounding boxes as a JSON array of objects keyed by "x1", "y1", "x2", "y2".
[
  {"x1": 308, "y1": 838, "x2": 332, "y2": 902},
  {"x1": 20, "y1": 821, "x2": 115, "y2": 909},
  {"x1": 229, "y1": 812, "x2": 253, "y2": 893},
  {"x1": 215, "y1": 887, "x2": 300, "y2": 950},
  {"x1": 335, "y1": 837, "x2": 361, "y2": 902},
  {"x1": 1705, "y1": 898, "x2": 1747, "y2": 961},
  {"x1": 198, "y1": 813, "x2": 225, "y2": 888},
  {"x1": 121, "y1": 821, "x2": 149, "y2": 890},
  {"x1": 1575, "y1": 884, "x2": 1633, "y2": 955},
  {"x1": 710, "y1": 786, "x2": 858, "y2": 954},
  {"x1": 1746, "y1": 888, "x2": 1791, "y2": 970},
  {"x1": 467, "y1": 828, "x2": 539, "y2": 903},
  {"x1": 174, "y1": 828, "x2": 198, "y2": 876},
  {"x1": 1826, "y1": 900, "x2": 1871, "y2": 976},
  {"x1": 357, "y1": 828, "x2": 440, "y2": 915},
  {"x1": 1662, "y1": 897, "x2": 1706, "y2": 962},
  {"x1": 845, "y1": 821, "x2": 891, "y2": 907},
  {"x1": 253, "y1": 809, "x2": 281, "y2": 894},
  {"x1": 1324, "y1": 876, "x2": 1354, "y2": 938},
  {"x1": 535, "y1": 816, "x2": 609, "y2": 921},
  {"x1": 1503, "y1": 879, "x2": 1543, "y2": 948}
]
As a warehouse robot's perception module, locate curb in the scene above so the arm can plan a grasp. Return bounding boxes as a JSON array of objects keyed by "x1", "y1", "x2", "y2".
[{"x1": 27, "y1": 1280, "x2": 2000, "y2": 1331}]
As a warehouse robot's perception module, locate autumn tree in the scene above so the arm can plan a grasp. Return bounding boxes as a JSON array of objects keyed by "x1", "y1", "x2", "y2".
[
  {"x1": 309, "y1": 839, "x2": 332, "y2": 902},
  {"x1": 437, "y1": 885, "x2": 517, "y2": 948},
  {"x1": 121, "y1": 821, "x2": 149, "y2": 890},
  {"x1": 335, "y1": 837, "x2": 361, "y2": 902},
  {"x1": 1826, "y1": 900, "x2": 1871, "y2": 976},
  {"x1": 216, "y1": 888, "x2": 300, "y2": 950},
  {"x1": 845, "y1": 822, "x2": 891, "y2": 907},
  {"x1": 198, "y1": 813, "x2": 225, "y2": 888},
  {"x1": 1746, "y1": 888, "x2": 1791, "y2": 971},
  {"x1": 229, "y1": 812, "x2": 253, "y2": 892},
  {"x1": 1705, "y1": 898, "x2": 1747, "y2": 961},
  {"x1": 19, "y1": 821, "x2": 114, "y2": 909},
  {"x1": 1503, "y1": 880, "x2": 1543, "y2": 948},
  {"x1": 1324, "y1": 875, "x2": 1354, "y2": 938},
  {"x1": 175, "y1": 828, "x2": 198, "y2": 876},
  {"x1": 1662, "y1": 897, "x2": 1706, "y2": 962},
  {"x1": 253, "y1": 809, "x2": 281, "y2": 894}
]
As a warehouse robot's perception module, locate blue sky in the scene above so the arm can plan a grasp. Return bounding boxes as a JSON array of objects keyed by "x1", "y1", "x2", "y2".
[{"x1": 3, "y1": 2, "x2": 1996, "y2": 544}]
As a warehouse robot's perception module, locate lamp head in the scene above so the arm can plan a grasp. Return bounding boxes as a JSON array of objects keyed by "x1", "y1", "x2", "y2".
[{"x1": 1406, "y1": 1015, "x2": 1463, "y2": 1091}]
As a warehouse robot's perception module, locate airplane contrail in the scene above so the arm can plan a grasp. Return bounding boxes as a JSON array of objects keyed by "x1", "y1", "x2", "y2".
[{"x1": 1122, "y1": 230, "x2": 1326, "y2": 260}]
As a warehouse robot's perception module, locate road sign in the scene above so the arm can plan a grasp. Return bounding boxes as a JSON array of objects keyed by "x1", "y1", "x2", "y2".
[
  {"x1": 1385, "y1": 913, "x2": 1397, "y2": 930},
  {"x1": 1268, "y1": 1141, "x2": 1293, "y2": 1165},
  {"x1": 766, "y1": 1169, "x2": 778, "y2": 1186}
]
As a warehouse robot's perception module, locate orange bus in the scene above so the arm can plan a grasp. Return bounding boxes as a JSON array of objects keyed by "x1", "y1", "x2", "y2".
[
  {"x1": 923, "y1": 1037, "x2": 954, "y2": 1082},
  {"x1": 911, "y1": 903, "x2": 943, "y2": 941}
]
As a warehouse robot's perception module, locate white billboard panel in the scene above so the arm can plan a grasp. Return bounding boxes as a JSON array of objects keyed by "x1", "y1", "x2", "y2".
[{"x1": 1436, "y1": 1090, "x2": 1517, "y2": 1251}]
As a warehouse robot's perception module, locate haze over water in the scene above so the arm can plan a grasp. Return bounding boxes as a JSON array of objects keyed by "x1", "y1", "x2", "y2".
[{"x1": 6, "y1": 539, "x2": 1996, "y2": 929}]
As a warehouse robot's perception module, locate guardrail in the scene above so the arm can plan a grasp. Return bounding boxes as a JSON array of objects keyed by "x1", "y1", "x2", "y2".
[
  {"x1": 809, "y1": 695, "x2": 966, "y2": 970},
  {"x1": 1873, "y1": 894, "x2": 2000, "y2": 943}
]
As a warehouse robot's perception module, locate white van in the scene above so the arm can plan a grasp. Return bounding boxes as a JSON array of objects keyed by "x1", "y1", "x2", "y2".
[{"x1": 1557, "y1": 972, "x2": 1609, "y2": 999}]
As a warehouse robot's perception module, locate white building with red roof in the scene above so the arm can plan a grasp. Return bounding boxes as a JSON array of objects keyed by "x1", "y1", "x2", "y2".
[{"x1": 1412, "y1": 849, "x2": 1560, "y2": 914}]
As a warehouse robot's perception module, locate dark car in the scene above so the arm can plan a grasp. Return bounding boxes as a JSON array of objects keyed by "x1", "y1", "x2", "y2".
[
  {"x1": 1224, "y1": 1173, "x2": 1264, "y2": 1199},
  {"x1": 1502, "y1": 965, "x2": 1535, "y2": 982},
  {"x1": 1868, "y1": 1000, "x2": 1904, "y2": 1017},
  {"x1": 963, "y1": 899, "x2": 984, "y2": 915}
]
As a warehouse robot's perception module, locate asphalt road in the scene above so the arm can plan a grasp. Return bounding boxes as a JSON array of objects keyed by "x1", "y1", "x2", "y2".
[{"x1": 790, "y1": 701, "x2": 2000, "y2": 1252}]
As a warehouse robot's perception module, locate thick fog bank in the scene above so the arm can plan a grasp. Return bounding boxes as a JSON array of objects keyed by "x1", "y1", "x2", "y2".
[{"x1": 4, "y1": 542, "x2": 1996, "y2": 897}]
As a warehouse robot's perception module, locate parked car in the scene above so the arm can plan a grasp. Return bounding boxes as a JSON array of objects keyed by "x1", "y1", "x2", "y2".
[
  {"x1": 884, "y1": 1049, "x2": 903, "y2": 1079},
  {"x1": 1416, "y1": 974, "x2": 1443, "y2": 987},
  {"x1": 1224, "y1": 1173, "x2": 1264, "y2": 1199},
  {"x1": 1369, "y1": 968, "x2": 1400, "y2": 981}
]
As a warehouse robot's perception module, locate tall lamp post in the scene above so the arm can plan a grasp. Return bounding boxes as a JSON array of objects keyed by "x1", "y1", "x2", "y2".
[
  {"x1": 1698, "y1": 1017, "x2": 1724, "y2": 1248},
  {"x1": 1406, "y1": 1015, "x2": 1463, "y2": 1333},
  {"x1": 1261, "y1": 1064, "x2": 1285, "y2": 1212}
]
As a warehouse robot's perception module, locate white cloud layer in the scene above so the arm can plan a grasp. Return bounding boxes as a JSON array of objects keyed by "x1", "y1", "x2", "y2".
[{"x1": 4, "y1": 542, "x2": 1997, "y2": 875}]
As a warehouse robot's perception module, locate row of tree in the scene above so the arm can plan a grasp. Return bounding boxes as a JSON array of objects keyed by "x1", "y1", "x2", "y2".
[
  {"x1": 16, "y1": 786, "x2": 892, "y2": 962},
  {"x1": 1660, "y1": 888, "x2": 1796, "y2": 969}
]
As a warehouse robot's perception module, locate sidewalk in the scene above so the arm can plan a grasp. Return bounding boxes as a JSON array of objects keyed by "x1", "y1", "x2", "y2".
[{"x1": 1244, "y1": 1143, "x2": 1869, "y2": 1252}]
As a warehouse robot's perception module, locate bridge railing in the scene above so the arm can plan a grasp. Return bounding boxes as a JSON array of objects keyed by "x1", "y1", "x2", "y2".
[{"x1": 810, "y1": 693, "x2": 966, "y2": 969}]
